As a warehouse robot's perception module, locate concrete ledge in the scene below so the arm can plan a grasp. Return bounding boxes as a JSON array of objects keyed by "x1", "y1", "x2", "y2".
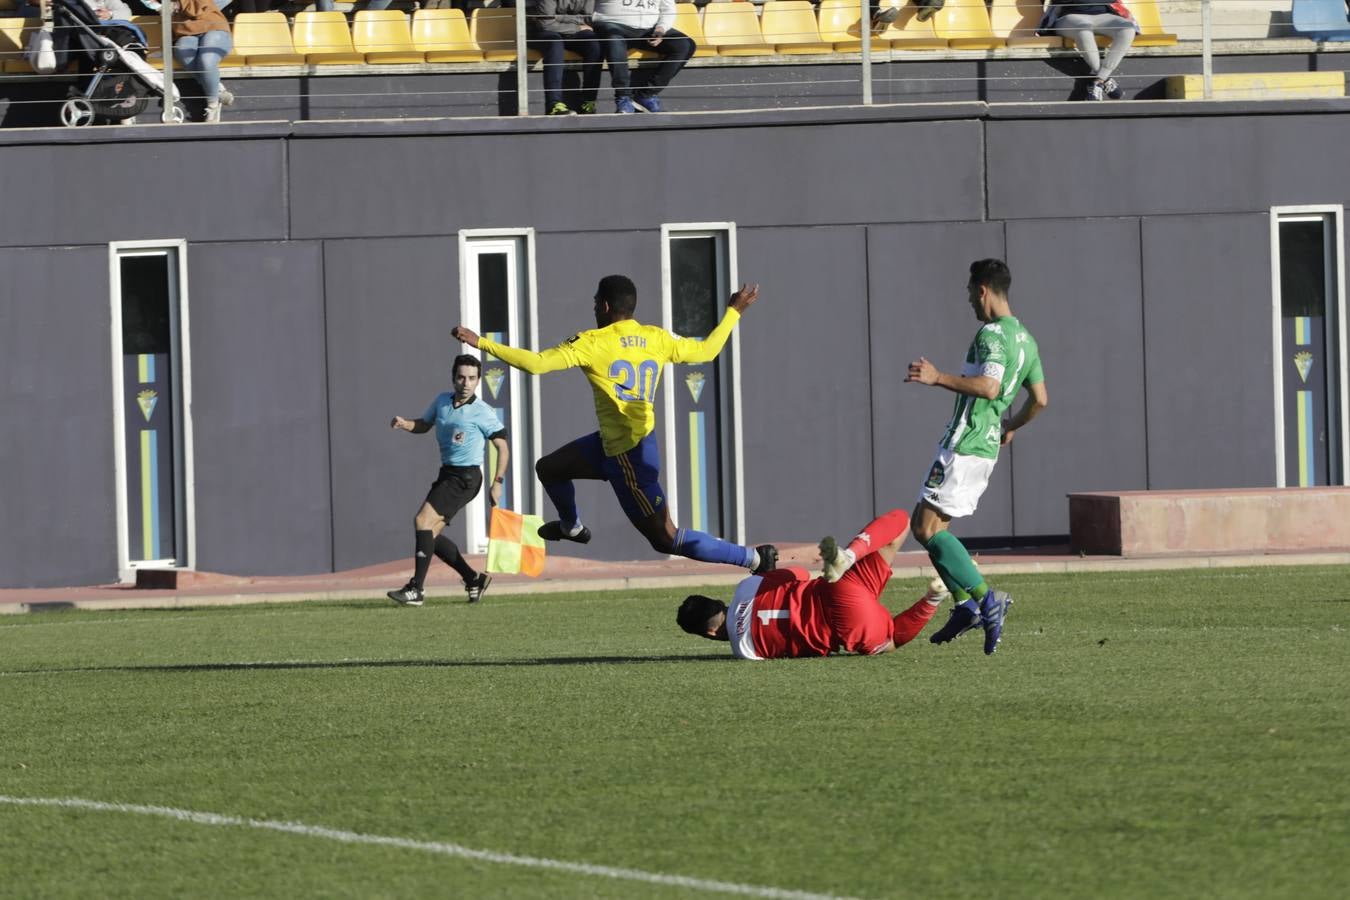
[{"x1": 1069, "y1": 487, "x2": 1350, "y2": 555}]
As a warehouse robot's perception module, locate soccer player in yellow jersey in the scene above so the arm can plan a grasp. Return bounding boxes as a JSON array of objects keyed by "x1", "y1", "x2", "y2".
[{"x1": 452, "y1": 274, "x2": 778, "y2": 574}]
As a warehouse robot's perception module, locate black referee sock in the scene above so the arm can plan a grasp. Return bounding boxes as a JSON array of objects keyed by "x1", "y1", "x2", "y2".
[
  {"x1": 413, "y1": 530, "x2": 435, "y2": 589},
  {"x1": 435, "y1": 534, "x2": 476, "y2": 582}
]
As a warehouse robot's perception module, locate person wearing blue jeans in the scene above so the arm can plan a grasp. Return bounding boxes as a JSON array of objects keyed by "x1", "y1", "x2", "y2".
[
  {"x1": 171, "y1": 0, "x2": 234, "y2": 122},
  {"x1": 316, "y1": 0, "x2": 393, "y2": 10},
  {"x1": 527, "y1": 0, "x2": 604, "y2": 115},
  {"x1": 591, "y1": 0, "x2": 695, "y2": 113}
]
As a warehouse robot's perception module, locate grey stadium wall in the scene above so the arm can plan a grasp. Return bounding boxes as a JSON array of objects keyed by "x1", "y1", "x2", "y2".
[{"x1": 1, "y1": 99, "x2": 1346, "y2": 588}]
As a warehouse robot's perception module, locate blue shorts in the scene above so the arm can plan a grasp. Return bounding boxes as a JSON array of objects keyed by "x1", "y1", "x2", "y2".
[{"x1": 576, "y1": 431, "x2": 667, "y2": 525}]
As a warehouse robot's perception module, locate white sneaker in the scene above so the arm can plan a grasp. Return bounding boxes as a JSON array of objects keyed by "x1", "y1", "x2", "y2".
[
  {"x1": 217, "y1": 86, "x2": 234, "y2": 107},
  {"x1": 204, "y1": 101, "x2": 221, "y2": 123},
  {"x1": 818, "y1": 536, "x2": 856, "y2": 583}
]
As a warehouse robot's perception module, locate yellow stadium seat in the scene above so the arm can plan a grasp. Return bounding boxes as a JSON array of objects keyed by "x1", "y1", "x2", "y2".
[
  {"x1": 989, "y1": 0, "x2": 1061, "y2": 48},
  {"x1": 130, "y1": 15, "x2": 166, "y2": 69},
  {"x1": 471, "y1": 7, "x2": 542, "y2": 61},
  {"x1": 932, "y1": 0, "x2": 1003, "y2": 49},
  {"x1": 702, "y1": 1, "x2": 773, "y2": 55},
  {"x1": 673, "y1": 3, "x2": 716, "y2": 58},
  {"x1": 0, "y1": 17, "x2": 35, "y2": 73},
  {"x1": 759, "y1": 1, "x2": 831, "y2": 54},
  {"x1": 412, "y1": 8, "x2": 484, "y2": 62},
  {"x1": 1129, "y1": 0, "x2": 1179, "y2": 46},
  {"x1": 353, "y1": 10, "x2": 425, "y2": 63},
  {"x1": 232, "y1": 11, "x2": 305, "y2": 65},
  {"x1": 293, "y1": 11, "x2": 365, "y2": 64},
  {"x1": 817, "y1": 0, "x2": 892, "y2": 51},
  {"x1": 219, "y1": 45, "x2": 246, "y2": 68},
  {"x1": 875, "y1": 0, "x2": 947, "y2": 49}
]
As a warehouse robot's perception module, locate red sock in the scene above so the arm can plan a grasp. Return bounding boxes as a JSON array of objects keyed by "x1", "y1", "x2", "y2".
[
  {"x1": 845, "y1": 509, "x2": 910, "y2": 559},
  {"x1": 892, "y1": 596, "x2": 940, "y2": 647}
]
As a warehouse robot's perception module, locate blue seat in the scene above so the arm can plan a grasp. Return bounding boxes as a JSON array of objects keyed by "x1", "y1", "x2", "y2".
[{"x1": 1292, "y1": 0, "x2": 1350, "y2": 41}]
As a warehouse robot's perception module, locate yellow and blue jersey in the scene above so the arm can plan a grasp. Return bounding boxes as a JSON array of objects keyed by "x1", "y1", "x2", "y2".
[{"x1": 479, "y1": 309, "x2": 741, "y2": 457}]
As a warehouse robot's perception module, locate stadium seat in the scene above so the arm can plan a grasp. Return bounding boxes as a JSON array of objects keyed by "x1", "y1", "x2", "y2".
[
  {"x1": 932, "y1": 0, "x2": 1004, "y2": 49},
  {"x1": 232, "y1": 12, "x2": 306, "y2": 66},
  {"x1": 471, "y1": 7, "x2": 542, "y2": 61},
  {"x1": 0, "y1": 17, "x2": 35, "y2": 74},
  {"x1": 353, "y1": 10, "x2": 425, "y2": 64},
  {"x1": 817, "y1": 0, "x2": 892, "y2": 51},
  {"x1": 1126, "y1": 0, "x2": 1179, "y2": 46},
  {"x1": 412, "y1": 8, "x2": 484, "y2": 62},
  {"x1": 702, "y1": 1, "x2": 773, "y2": 55},
  {"x1": 989, "y1": 0, "x2": 1061, "y2": 48},
  {"x1": 673, "y1": 3, "x2": 717, "y2": 58},
  {"x1": 219, "y1": 41, "x2": 246, "y2": 69},
  {"x1": 759, "y1": 1, "x2": 832, "y2": 55},
  {"x1": 875, "y1": 2, "x2": 947, "y2": 50},
  {"x1": 1292, "y1": 0, "x2": 1350, "y2": 40},
  {"x1": 129, "y1": 15, "x2": 166, "y2": 69},
  {"x1": 293, "y1": 11, "x2": 365, "y2": 65}
]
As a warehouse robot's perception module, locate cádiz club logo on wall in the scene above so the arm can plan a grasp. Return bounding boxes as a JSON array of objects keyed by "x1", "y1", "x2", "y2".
[
  {"x1": 685, "y1": 371, "x2": 706, "y2": 404},
  {"x1": 137, "y1": 390, "x2": 158, "y2": 422},
  {"x1": 484, "y1": 367, "x2": 507, "y2": 399}
]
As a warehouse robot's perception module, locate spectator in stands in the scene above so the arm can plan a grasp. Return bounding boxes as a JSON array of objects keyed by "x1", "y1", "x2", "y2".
[
  {"x1": 1038, "y1": 0, "x2": 1139, "y2": 100},
  {"x1": 171, "y1": 0, "x2": 235, "y2": 122},
  {"x1": 316, "y1": 0, "x2": 394, "y2": 10},
  {"x1": 228, "y1": 0, "x2": 275, "y2": 15},
  {"x1": 528, "y1": 0, "x2": 604, "y2": 115},
  {"x1": 591, "y1": 0, "x2": 695, "y2": 113},
  {"x1": 86, "y1": 0, "x2": 136, "y2": 20}
]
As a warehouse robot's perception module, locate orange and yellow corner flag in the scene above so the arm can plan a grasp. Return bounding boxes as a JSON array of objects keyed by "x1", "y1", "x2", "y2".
[{"x1": 486, "y1": 507, "x2": 546, "y2": 577}]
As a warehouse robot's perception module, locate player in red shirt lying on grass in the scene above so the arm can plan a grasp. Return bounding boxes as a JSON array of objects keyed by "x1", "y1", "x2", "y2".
[{"x1": 675, "y1": 509, "x2": 947, "y2": 659}]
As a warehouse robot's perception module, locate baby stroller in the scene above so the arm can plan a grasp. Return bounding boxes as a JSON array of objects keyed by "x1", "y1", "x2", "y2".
[{"x1": 30, "y1": 0, "x2": 183, "y2": 126}]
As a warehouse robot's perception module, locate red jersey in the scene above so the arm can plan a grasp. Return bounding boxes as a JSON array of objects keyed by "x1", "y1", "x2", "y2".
[{"x1": 726, "y1": 567, "x2": 835, "y2": 660}]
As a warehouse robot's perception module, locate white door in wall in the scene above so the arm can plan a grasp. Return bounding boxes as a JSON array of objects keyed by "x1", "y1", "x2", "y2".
[{"x1": 459, "y1": 230, "x2": 541, "y2": 553}]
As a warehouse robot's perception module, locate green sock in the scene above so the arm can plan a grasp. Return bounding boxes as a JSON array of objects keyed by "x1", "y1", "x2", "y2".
[{"x1": 924, "y1": 531, "x2": 989, "y2": 600}]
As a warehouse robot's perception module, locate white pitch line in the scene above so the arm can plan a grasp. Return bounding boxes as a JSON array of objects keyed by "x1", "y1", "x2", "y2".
[{"x1": 0, "y1": 796, "x2": 857, "y2": 900}]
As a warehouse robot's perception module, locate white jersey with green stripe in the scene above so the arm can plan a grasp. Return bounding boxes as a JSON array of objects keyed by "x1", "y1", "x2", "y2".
[{"x1": 938, "y1": 316, "x2": 1043, "y2": 460}]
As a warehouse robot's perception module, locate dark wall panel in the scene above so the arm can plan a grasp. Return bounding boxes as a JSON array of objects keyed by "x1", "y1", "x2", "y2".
[
  {"x1": 530, "y1": 229, "x2": 668, "y2": 562},
  {"x1": 188, "y1": 242, "x2": 332, "y2": 576},
  {"x1": 0, "y1": 141, "x2": 288, "y2": 249},
  {"x1": 988, "y1": 115, "x2": 1350, "y2": 221},
  {"x1": 0, "y1": 247, "x2": 118, "y2": 587},
  {"x1": 865, "y1": 222, "x2": 1010, "y2": 544},
  {"x1": 288, "y1": 120, "x2": 985, "y2": 239},
  {"x1": 737, "y1": 225, "x2": 874, "y2": 543},
  {"x1": 1141, "y1": 213, "x2": 1276, "y2": 488},
  {"x1": 324, "y1": 236, "x2": 460, "y2": 572},
  {"x1": 1005, "y1": 218, "x2": 1148, "y2": 535}
]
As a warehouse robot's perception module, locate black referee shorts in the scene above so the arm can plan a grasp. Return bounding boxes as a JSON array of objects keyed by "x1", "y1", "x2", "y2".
[{"x1": 423, "y1": 465, "x2": 484, "y2": 521}]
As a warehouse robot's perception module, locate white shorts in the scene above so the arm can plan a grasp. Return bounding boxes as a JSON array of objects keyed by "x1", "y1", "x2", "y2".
[{"x1": 917, "y1": 447, "x2": 997, "y2": 519}]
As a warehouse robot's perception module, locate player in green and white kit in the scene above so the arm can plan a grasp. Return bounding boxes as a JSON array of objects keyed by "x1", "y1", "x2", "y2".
[{"x1": 904, "y1": 259, "x2": 1048, "y2": 655}]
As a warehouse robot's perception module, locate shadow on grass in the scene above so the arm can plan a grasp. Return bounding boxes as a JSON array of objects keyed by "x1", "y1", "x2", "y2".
[{"x1": 5, "y1": 653, "x2": 739, "y2": 676}]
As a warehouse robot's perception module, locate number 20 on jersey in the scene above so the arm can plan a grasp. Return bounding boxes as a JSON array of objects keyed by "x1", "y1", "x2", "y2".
[{"x1": 610, "y1": 359, "x2": 659, "y2": 402}]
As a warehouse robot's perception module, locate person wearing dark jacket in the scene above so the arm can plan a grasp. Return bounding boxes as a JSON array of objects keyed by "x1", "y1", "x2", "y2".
[
  {"x1": 1039, "y1": 0, "x2": 1139, "y2": 100},
  {"x1": 527, "y1": 0, "x2": 604, "y2": 115}
]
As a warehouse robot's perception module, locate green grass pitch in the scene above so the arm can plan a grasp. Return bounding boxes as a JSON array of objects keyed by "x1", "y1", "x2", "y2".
[{"x1": 2, "y1": 566, "x2": 1348, "y2": 899}]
